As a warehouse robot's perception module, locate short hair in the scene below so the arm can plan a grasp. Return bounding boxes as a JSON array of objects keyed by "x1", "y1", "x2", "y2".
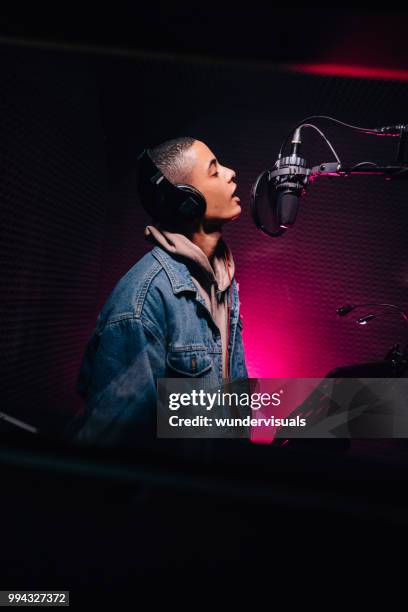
[{"x1": 149, "y1": 136, "x2": 196, "y2": 184}]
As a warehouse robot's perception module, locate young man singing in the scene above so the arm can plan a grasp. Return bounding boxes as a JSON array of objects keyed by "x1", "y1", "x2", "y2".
[{"x1": 68, "y1": 137, "x2": 248, "y2": 446}]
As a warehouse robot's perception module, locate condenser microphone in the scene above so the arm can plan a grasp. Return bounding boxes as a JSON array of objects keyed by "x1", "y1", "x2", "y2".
[
  {"x1": 250, "y1": 128, "x2": 311, "y2": 237},
  {"x1": 275, "y1": 128, "x2": 305, "y2": 228}
]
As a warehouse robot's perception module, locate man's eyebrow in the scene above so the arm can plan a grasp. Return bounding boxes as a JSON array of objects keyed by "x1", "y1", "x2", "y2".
[{"x1": 207, "y1": 158, "x2": 218, "y2": 172}]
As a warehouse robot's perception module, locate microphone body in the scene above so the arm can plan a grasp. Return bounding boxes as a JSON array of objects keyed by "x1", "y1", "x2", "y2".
[{"x1": 269, "y1": 128, "x2": 311, "y2": 228}]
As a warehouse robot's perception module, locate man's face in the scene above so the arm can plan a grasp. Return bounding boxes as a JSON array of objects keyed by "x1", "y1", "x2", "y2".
[{"x1": 183, "y1": 140, "x2": 241, "y2": 224}]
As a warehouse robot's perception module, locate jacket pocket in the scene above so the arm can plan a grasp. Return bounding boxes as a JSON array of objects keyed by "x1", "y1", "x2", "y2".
[{"x1": 166, "y1": 346, "x2": 213, "y2": 377}]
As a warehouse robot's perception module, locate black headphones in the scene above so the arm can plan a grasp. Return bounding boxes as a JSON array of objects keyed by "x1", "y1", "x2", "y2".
[{"x1": 136, "y1": 149, "x2": 207, "y2": 223}]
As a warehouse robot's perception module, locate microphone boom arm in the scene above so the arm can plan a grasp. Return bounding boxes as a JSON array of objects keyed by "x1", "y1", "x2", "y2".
[{"x1": 310, "y1": 162, "x2": 408, "y2": 179}]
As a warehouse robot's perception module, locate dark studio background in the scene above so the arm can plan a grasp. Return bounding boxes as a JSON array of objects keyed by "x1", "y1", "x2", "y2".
[{"x1": 1, "y1": 4, "x2": 408, "y2": 600}]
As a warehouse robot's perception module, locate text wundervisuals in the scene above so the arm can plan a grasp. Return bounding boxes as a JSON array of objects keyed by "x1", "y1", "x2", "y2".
[{"x1": 168, "y1": 416, "x2": 307, "y2": 428}]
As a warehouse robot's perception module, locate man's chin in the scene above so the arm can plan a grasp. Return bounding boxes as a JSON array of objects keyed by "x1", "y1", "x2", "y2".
[
  {"x1": 229, "y1": 206, "x2": 242, "y2": 222},
  {"x1": 205, "y1": 205, "x2": 242, "y2": 227}
]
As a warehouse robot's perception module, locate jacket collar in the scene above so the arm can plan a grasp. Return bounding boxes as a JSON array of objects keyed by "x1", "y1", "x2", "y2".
[
  {"x1": 151, "y1": 245, "x2": 198, "y2": 295},
  {"x1": 152, "y1": 244, "x2": 240, "y2": 324}
]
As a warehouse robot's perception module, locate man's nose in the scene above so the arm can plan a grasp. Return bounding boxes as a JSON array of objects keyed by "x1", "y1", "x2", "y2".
[{"x1": 227, "y1": 167, "x2": 236, "y2": 182}]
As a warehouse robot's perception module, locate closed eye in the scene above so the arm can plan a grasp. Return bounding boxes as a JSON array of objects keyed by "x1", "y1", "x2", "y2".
[{"x1": 212, "y1": 171, "x2": 219, "y2": 177}]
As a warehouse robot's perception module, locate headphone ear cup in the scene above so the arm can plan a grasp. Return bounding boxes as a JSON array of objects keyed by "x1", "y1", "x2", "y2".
[{"x1": 175, "y1": 184, "x2": 206, "y2": 219}]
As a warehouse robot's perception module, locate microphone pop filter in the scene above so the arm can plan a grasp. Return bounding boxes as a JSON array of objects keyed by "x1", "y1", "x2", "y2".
[{"x1": 250, "y1": 170, "x2": 287, "y2": 237}]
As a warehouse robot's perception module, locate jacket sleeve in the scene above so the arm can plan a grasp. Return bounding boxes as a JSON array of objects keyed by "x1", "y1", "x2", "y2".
[{"x1": 72, "y1": 316, "x2": 166, "y2": 446}]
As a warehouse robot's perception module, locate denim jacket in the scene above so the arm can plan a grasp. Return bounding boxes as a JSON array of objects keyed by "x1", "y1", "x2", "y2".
[{"x1": 68, "y1": 245, "x2": 248, "y2": 445}]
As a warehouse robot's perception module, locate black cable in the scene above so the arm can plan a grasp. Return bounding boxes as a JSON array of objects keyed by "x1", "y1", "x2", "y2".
[
  {"x1": 389, "y1": 167, "x2": 408, "y2": 178},
  {"x1": 297, "y1": 115, "x2": 379, "y2": 134},
  {"x1": 279, "y1": 115, "x2": 386, "y2": 160},
  {"x1": 278, "y1": 122, "x2": 342, "y2": 165},
  {"x1": 345, "y1": 302, "x2": 408, "y2": 323},
  {"x1": 357, "y1": 311, "x2": 408, "y2": 326},
  {"x1": 349, "y1": 162, "x2": 379, "y2": 170}
]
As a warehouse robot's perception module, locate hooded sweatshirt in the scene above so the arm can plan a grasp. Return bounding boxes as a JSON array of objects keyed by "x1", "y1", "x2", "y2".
[{"x1": 145, "y1": 225, "x2": 235, "y2": 379}]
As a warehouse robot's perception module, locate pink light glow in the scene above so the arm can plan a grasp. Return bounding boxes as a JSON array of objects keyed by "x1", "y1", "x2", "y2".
[{"x1": 289, "y1": 63, "x2": 408, "y2": 81}]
